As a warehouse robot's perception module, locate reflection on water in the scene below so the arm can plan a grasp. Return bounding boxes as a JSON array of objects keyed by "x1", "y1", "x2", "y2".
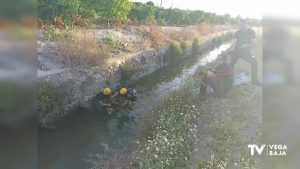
[{"x1": 38, "y1": 43, "x2": 232, "y2": 169}]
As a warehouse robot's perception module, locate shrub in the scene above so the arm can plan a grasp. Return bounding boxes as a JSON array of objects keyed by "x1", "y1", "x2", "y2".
[
  {"x1": 180, "y1": 41, "x2": 189, "y2": 56},
  {"x1": 144, "y1": 26, "x2": 168, "y2": 47},
  {"x1": 192, "y1": 38, "x2": 201, "y2": 53},
  {"x1": 164, "y1": 41, "x2": 184, "y2": 64},
  {"x1": 37, "y1": 81, "x2": 65, "y2": 120},
  {"x1": 43, "y1": 25, "x2": 73, "y2": 41},
  {"x1": 157, "y1": 18, "x2": 167, "y2": 26},
  {"x1": 104, "y1": 36, "x2": 120, "y2": 51},
  {"x1": 56, "y1": 33, "x2": 109, "y2": 66},
  {"x1": 145, "y1": 15, "x2": 157, "y2": 25},
  {"x1": 137, "y1": 82, "x2": 200, "y2": 169},
  {"x1": 169, "y1": 41, "x2": 183, "y2": 57},
  {"x1": 196, "y1": 23, "x2": 213, "y2": 35}
]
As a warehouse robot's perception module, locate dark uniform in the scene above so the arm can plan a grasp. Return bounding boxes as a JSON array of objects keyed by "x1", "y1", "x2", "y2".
[
  {"x1": 127, "y1": 88, "x2": 137, "y2": 102},
  {"x1": 98, "y1": 93, "x2": 112, "y2": 105},
  {"x1": 97, "y1": 92, "x2": 116, "y2": 115},
  {"x1": 200, "y1": 62, "x2": 234, "y2": 96},
  {"x1": 232, "y1": 28, "x2": 258, "y2": 84}
]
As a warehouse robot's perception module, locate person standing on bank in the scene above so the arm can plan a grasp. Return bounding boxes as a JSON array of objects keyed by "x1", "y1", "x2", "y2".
[{"x1": 231, "y1": 20, "x2": 258, "y2": 84}]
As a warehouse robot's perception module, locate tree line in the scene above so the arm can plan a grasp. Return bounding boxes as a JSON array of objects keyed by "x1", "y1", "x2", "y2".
[{"x1": 38, "y1": 0, "x2": 239, "y2": 27}]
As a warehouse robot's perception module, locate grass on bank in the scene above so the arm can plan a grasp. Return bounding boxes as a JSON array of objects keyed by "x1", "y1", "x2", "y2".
[
  {"x1": 136, "y1": 79, "x2": 200, "y2": 168},
  {"x1": 54, "y1": 32, "x2": 110, "y2": 67},
  {"x1": 197, "y1": 84, "x2": 262, "y2": 169},
  {"x1": 199, "y1": 119, "x2": 258, "y2": 169},
  {"x1": 37, "y1": 81, "x2": 66, "y2": 122}
]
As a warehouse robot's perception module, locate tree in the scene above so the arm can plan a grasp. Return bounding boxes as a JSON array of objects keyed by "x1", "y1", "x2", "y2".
[
  {"x1": 146, "y1": 1, "x2": 155, "y2": 6},
  {"x1": 38, "y1": 0, "x2": 239, "y2": 28},
  {"x1": 99, "y1": 0, "x2": 132, "y2": 27},
  {"x1": 129, "y1": 2, "x2": 156, "y2": 24}
]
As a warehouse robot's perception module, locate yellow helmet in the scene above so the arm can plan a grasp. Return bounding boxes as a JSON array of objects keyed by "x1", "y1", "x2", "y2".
[
  {"x1": 103, "y1": 88, "x2": 112, "y2": 95},
  {"x1": 119, "y1": 88, "x2": 128, "y2": 95}
]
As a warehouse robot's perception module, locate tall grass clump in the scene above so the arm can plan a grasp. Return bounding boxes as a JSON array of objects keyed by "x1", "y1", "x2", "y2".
[
  {"x1": 180, "y1": 41, "x2": 189, "y2": 56},
  {"x1": 37, "y1": 81, "x2": 66, "y2": 121},
  {"x1": 56, "y1": 33, "x2": 109, "y2": 66},
  {"x1": 164, "y1": 41, "x2": 184, "y2": 64},
  {"x1": 43, "y1": 25, "x2": 73, "y2": 41},
  {"x1": 136, "y1": 80, "x2": 201, "y2": 169},
  {"x1": 104, "y1": 36, "x2": 120, "y2": 52},
  {"x1": 143, "y1": 26, "x2": 168, "y2": 47},
  {"x1": 192, "y1": 38, "x2": 201, "y2": 53}
]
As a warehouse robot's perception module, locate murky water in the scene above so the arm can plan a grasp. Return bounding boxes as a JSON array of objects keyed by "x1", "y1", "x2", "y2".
[{"x1": 38, "y1": 43, "x2": 232, "y2": 169}]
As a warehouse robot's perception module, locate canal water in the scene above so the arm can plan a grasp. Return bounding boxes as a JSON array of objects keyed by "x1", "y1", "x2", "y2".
[{"x1": 38, "y1": 43, "x2": 232, "y2": 169}]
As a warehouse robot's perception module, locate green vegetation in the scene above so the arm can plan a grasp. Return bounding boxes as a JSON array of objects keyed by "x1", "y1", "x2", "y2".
[
  {"x1": 56, "y1": 32, "x2": 109, "y2": 66},
  {"x1": 196, "y1": 84, "x2": 262, "y2": 169},
  {"x1": 130, "y1": 2, "x2": 238, "y2": 26},
  {"x1": 197, "y1": 116, "x2": 258, "y2": 169},
  {"x1": 164, "y1": 41, "x2": 184, "y2": 64},
  {"x1": 180, "y1": 41, "x2": 189, "y2": 55},
  {"x1": 130, "y1": 1, "x2": 156, "y2": 24},
  {"x1": 37, "y1": 81, "x2": 66, "y2": 119},
  {"x1": 136, "y1": 81, "x2": 260, "y2": 169},
  {"x1": 169, "y1": 41, "x2": 184, "y2": 59},
  {"x1": 38, "y1": 0, "x2": 241, "y2": 28},
  {"x1": 137, "y1": 80, "x2": 200, "y2": 168},
  {"x1": 192, "y1": 38, "x2": 201, "y2": 53},
  {"x1": 104, "y1": 36, "x2": 120, "y2": 51},
  {"x1": 43, "y1": 25, "x2": 73, "y2": 41},
  {"x1": 38, "y1": 0, "x2": 132, "y2": 27}
]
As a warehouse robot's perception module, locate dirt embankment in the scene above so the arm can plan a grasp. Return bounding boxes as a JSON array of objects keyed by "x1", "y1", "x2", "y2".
[{"x1": 37, "y1": 25, "x2": 235, "y2": 77}]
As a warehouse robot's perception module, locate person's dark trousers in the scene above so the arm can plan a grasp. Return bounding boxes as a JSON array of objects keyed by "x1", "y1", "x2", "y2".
[
  {"x1": 200, "y1": 83, "x2": 208, "y2": 96},
  {"x1": 231, "y1": 47, "x2": 258, "y2": 84},
  {"x1": 200, "y1": 75, "x2": 219, "y2": 96}
]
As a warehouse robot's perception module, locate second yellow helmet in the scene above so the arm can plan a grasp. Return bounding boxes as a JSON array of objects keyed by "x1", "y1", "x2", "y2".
[
  {"x1": 119, "y1": 88, "x2": 128, "y2": 95},
  {"x1": 103, "y1": 88, "x2": 112, "y2": 95}
]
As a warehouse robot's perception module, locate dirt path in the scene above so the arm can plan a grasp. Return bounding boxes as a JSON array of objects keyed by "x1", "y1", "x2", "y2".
[{"x1": 188, "y1": 29, "x2": 262, "y2": 169}]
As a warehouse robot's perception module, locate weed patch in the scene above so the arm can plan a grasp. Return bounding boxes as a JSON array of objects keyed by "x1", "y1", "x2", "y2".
[
  {"x1": 136, "y1": 81, "x2": 201, "y2": 169},
  {"x1": 43, "y1": 25, "x2": 73, "y2": 41},
  {"x1": 56, "y1": 33, "x2": 109, "y2": 66},
  {"x1": 164, "y1": 41, "x2": 184, "y2": 64},
  {"x1": 37, "y1": 81, "x2": 66, "y2": 120},
  {"x1": 143, "y1": 26, "x2": 168, "y2": 47},
  {"x1": 103, "y1": 36, "x2": 120, "y2": 52},
  {"x1": 192, "y1": 38, "x2": 201, "y2": 53}
]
